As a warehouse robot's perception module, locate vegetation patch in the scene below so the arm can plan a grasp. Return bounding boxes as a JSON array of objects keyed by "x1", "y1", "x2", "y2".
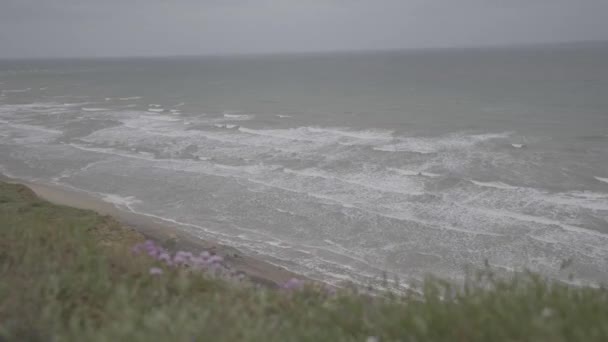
[{"x1": 1, "y1": 181, "x2": 607, "y2": 341}]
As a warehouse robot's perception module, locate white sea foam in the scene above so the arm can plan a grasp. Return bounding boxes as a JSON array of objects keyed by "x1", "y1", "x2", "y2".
[
  {"x1": 542, "y1": 191, "x2": 608, "y2": 212},
  {"x1": 82, "y1": 107, "x2": 109, "y2": 112},
  {"x1": 224, "y1": 113, "x2": 254, "y2": 120},
  {"x1": 474, "y1": 207, "x2": 607, "y2": 237},
  {"x1": 389, "y1": 168, "x2": 441, "y2": 178},
  {"x1": 238, "y1": 127, "x2": 313, "y2": 141},
  {"x1": 68, "y1": 143, "x2": 157, "y2": 161},
  {"x1": 0, "y1": 122, "x2": 63, "y2": 144},
  {"x1": 0, "y1": 103, "x2": 76, "y2": 119},
  {"x1": 148, "y1": 108, "x2": 165, "y2": 113},
  {"x1": 374, "y1": 132, "x2": 511, "y2": 153},
  {"x1": 595, "y1": 177, "x2": 608, "y2": 184},
  {"x1": 107, "y1": 96, "x2": 141, "y2": 101},
  {"x1": 2, "y1": 88, "x2": 31, "y2": 93},
  {"x1": 149, "y1": 104, "x2": 162, "y2": 108},
  {"x1": 238, "y1": 126, "x2": 392, "y2": 145},
  {"x1": 63, "y1": 102, "x2": 93, "y2": 106},
  {"x1": 307, "y1": 127, "x2": 393, "y2": 141},
  {"x1": 471, "y1": 180, "x2": 519, "y2": 190},
  {"x1": 511, "y1": 143, "x2": 525, "y2": 148},
  {"x1": 101, "y1": 193, "x2": 141, "y2": 209},
  {"x1": 284, "y1": 167, "x2": 424, "y2": 196},
  {"x1": 144, "y1": 115, "x2": 180, "y2": 122},
  {"x1": 4, "y1": 123, "x2": 62, "y2": 135},
  {"x1": 214, "y1": 123, "x2": 238, "y2": 129},
  {"x1": 277, "y1": 115, "x2": 292, "y2": 118}
]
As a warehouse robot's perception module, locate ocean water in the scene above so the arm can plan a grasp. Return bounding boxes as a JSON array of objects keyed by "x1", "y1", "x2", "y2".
[{"x1": 1, "y1": 43, "x2": 608, "y2": 288}]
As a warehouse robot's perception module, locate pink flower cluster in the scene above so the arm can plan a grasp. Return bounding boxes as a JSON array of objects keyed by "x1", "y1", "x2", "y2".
[
  {"x1": 281, "y1": 278, "x2": 306, "y2": 290},
  {"x1": 133, "y1": 240, "x2": 333, "y2": 294},
  {"x1": 132, "y1": 240, "x2": 226, "y2": 276}
]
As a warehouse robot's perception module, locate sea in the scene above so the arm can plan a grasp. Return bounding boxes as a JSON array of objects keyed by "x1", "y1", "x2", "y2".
[{"x1": 1, "y1": 42, "x2": 608, "y2": 288}]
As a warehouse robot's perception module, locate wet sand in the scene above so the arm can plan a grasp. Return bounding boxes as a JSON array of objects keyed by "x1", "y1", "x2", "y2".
[{"x1": 0, "y1": 174, "x2": 302, "y2": 288}]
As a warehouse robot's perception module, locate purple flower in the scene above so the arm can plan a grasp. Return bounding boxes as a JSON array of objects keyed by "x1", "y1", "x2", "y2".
[
  {"x1": 141, "y1": 240, "x2": 167, "y2": 258},
  {"x1": 282, "y1": 278, "x2": 305, "y2": 290},
  {"x1": 324, "y1": 285, "x2": 337, "y2": 296},
  {"x1": 207, "y1": 255, "x2": 223, "y2": 264},
  {"x1": 173, "y1": 255, "x2": 187, "y2": 265},
  {"x1": 158, "y1": 252, "x2": 173, "y2": 266},
  {"x1": 149, "y1": 267, "x2": 163, "y2": 275},
  {"x1": 190, "y1": 256, "x2": 212, "y2": 269},
  {"x1": 173, "y1": 251, "x2": 194, "y2": 265}
]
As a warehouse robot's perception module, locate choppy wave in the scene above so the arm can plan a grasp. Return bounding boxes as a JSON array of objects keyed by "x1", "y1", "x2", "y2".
[
  {"x1": 237, "y1": 126, "x2": 392, "y2": 145},
  {"x1": 68, "y1": 143, "x2": 156, "y2": 161},
  {"x1": 542, "y1": 191, "x2": 608, "y2": 212},
  {"x1": 389, "y1": 168, "x2": 441, "y2": 178},
  {"x1": 308, "y1": 127, "x2": 393, "y2": 141},
  {"x1": 284, "y1": 167, "x2": 424, "y2": 196},
  {"x1": 595, "y1": 177, "x2": 608, "y2": 184},
  {"x1": 2, "y1": 88, "x2": 32, "y2": 93},
  {"x1": 106, "y1": 96, "x2": 142, "y2": 101},
  {"x1": 0, "y1": 121, "x2": 63, "y2": 144},
  {"x1": 374, "y1": 132, "x2": 511, "y2": 153},
  {"x1": 3, "y1": 102, "x2": 608, "y2": 287},
  {"x1": 470, "y1": 180, "x2": 519, "y2": 190},
  {"x1": 224, "y1": 113, "x2": 254, "y2": 120},
  {"x1": 214, "y1": 123, "x2": 238, "y2": 129},
  {"x1": 82, "y1": 107, "x2": 109, "y2": 112}
]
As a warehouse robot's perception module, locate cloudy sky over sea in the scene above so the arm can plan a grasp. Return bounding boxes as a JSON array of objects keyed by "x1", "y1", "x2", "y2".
[{"x1": 1, "y1": 0, "x2": 607, "y2": 58}]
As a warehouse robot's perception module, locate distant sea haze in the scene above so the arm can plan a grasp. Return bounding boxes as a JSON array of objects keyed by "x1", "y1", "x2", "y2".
[{"x1": 1, "y1": 43, "x2": 608, "y2": 288}]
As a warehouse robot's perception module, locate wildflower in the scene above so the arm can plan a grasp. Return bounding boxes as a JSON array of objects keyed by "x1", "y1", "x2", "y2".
[
  {"x1": 173, "y1": 255, "x2": 186, "y2": 265},
  {"x1": 173, "y1": 251, "x2": 193, "y2": 265},
  {"x1": 190, "y1": 256, "x2": 209, "y2": 269},
  {"x1": 282, "y1": 278, "x2": 305, "y2": 290},
  {"x1": 324, "y1": 285, "x2": 337, "y2": 296},
  {"x1": 158, "y1": 252, "x2": 173, "y2": 266},
  {"x1": 149, "y1": 267, "x2": 163, "y2": 275},
  {"x1": 143, "y1": 240, "x2": 166, "y2": 258},
  {"x1": 143, "y1": 240, "x2": 156, "y2": 248},
  {"x1": 207, "y1": 255, "x2": 223, "y2": 264}
]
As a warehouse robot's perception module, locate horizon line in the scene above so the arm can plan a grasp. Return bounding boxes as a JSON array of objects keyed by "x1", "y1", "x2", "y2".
[{"x1": 1, "y1": 39, "x2": 607, "y2": 62}]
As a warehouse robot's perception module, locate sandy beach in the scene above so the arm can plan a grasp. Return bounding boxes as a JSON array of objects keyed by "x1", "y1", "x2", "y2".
[{"x1": 0, "y1": 173, "x2": 301, "y2": 287}]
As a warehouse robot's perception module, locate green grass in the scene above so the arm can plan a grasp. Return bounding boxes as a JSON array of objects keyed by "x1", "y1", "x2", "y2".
[{"x1": 1, "y1": 181, "x2": 607, "y2": 341}]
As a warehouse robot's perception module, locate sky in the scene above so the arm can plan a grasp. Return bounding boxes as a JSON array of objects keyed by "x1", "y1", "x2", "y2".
[{"x1": 1, "y1": 0, "x2": 607, "y2": 58}]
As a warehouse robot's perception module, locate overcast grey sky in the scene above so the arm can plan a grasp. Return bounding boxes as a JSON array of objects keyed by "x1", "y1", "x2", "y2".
[{"x1": 1, "y1": 0, "x2": 607, "y2": 58}]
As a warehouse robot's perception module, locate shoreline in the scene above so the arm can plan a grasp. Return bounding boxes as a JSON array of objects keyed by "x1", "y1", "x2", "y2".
[{"x1": 0, "y1": 173, "x2": 303, "y2": 288}]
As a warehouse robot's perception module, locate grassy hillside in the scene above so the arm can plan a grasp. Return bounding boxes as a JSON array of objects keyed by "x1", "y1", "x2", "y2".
[{"x1": 1, "y1": 181, "x2": 607, "y2": 341}]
